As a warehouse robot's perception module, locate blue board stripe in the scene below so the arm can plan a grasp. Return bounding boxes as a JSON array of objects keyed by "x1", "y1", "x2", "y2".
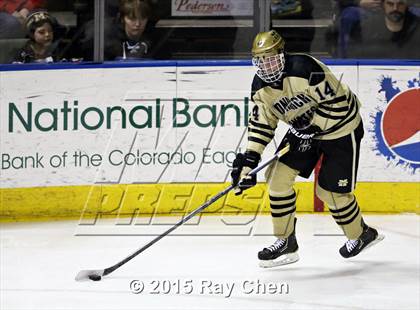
[{"x1": 0, "y1": 59, "x2": 419, "y2": 72}]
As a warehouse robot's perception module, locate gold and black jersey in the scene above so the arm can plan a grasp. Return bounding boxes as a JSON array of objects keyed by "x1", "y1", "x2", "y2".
[{"x1": 247, "y1": 53, "x2": 361, "y2": 155}]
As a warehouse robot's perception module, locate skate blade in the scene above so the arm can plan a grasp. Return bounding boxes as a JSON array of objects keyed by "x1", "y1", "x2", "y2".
[
  {"x1": 259, "y1": 252, "x2": 299, "y2": 268},
  {"x1": 363, "y1": 234, "x2": 385, "y2": 252}
]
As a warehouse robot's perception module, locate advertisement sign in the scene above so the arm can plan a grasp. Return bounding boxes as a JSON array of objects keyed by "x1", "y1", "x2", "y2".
[
  {"x1": 357, "y1": 67, "x2": 420, "y2": 181},
  {"x1": 0, "y1": 66, "x2": 257, "y2": 188},
  {"x1": 171, "y1": 0, "x2": 253, "y2": 16},
  {"x1": 1, "y1": 64, "x2": 419, "y2": 190}
]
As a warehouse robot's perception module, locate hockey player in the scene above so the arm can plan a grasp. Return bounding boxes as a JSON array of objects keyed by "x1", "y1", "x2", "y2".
[{"x1": 231, "y1": 30, "x2": 384, "y2": 268}]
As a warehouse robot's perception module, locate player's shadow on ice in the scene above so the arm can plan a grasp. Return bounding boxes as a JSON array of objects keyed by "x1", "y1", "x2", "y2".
[{"x1": 261, "y1": 260, "x2": 415, "y2": 280}]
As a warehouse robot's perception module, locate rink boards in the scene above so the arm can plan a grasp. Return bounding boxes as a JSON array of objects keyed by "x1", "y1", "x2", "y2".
[{"x1": 0, "y1": 61, "x2": 419, "y2": 220}]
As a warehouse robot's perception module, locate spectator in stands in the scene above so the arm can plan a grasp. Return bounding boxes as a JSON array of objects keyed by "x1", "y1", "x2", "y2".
[
  {"x1": 0, "y1": 0, "x2": 46, "y2": 39},
  {"x1": 345, "y1": 0, "x2": 420, "y2": 58},
  {"x1": 334, "y1": 0, "x2": 419, "y2": 57},
  {"x1": 74, "y1": 0, "x2": 156, "y2": 61},
  {"x1": 336, "y1": 1, "x2": 382, "y2": 57},
  {"x1": 105, "y1": 0, "x2": 155, "y2": 60},
  {"x1": 13, "y1": 11, "x2": 66, "y2": 63}
]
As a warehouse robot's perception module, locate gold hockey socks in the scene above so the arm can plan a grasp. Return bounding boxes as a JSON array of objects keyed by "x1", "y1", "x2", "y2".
[{"x1": 270, "y1": 190, "x2": 297, "y2": 239}]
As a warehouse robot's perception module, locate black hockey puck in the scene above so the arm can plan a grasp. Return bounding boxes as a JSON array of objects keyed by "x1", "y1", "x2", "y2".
[{"x1": 89, "y1": 274, "x2": 102, "y2": 281}]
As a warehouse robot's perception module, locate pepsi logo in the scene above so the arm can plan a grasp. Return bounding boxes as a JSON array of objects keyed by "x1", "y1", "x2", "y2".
[{"x1": 380, "y1": 88, "x2": 420, "y2": 164}]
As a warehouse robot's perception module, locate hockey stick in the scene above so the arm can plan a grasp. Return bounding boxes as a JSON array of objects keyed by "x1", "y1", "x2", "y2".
[{"x1": 75, "y1": 144, "x2": 290, "y2": 281}]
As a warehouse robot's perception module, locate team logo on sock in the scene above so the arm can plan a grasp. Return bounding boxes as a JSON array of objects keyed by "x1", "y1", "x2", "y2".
[
  {"x1": 372, "y1": 75, "x2": 420, "y2": 172},
  {"x1": 338, "y1": 179, "x2": 348, "y2": 187}
]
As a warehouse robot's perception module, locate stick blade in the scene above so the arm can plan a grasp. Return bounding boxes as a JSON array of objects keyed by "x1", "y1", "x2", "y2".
[{"x1": 75, "y1": 269, "x2": 104, "y2": 282}]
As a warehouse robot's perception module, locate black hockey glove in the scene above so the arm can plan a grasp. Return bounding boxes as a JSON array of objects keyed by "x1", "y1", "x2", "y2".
[
  {"x1": 231, "y1": 151, "x2": 261, "y2": 195},
  {"x1": 284, "y1": 127, "x2": 315, "y2": 153}
]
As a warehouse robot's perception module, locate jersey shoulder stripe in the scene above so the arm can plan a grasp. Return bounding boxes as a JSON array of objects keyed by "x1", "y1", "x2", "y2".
[
  {"x1": 319, "y1": 95, "x2": 355, "y2": 122},
  {"x1": 249, "y1": 119, "x2": 275, "y2": 131},
  {"x1": 248, "y1": 136, "x2": 270, "y2": 147},
  {"x1": 249, "y1": 128, "x2": 275, "y2": 139},
  {"x1": 251, "y1": 75, "x2": 268, "y2": 100},
  {"x1": 319, "y1": 93, "x2": 360, "y2": 135},
  {"x1": 316, "y1": 109, "x2": 348, "y2": 120},
  {"x1": 319, "y1": 95, "x2": 347, "y2": 106},
  {"x1": 284, "y1": 53, "x2": 325, "y2": 86},
  {"x1": 319, "y1": 105, "x2": 349, "y2": 112}
]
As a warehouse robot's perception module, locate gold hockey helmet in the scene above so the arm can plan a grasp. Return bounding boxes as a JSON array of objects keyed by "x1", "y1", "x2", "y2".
[{"x1": 251, "y1": 30, "x2": 286, "y2": 83}]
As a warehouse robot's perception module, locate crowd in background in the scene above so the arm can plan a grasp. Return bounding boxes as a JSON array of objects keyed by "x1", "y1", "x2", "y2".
[
  {"x1": 0, "y1": 0, "x2": 418, "y2": 64},
  {"x1": 0, "y1": 0, "x2": 159, "y2": 63},
  {"x1": 332, "y1": 0, "x2": 420, "y2": 58}
]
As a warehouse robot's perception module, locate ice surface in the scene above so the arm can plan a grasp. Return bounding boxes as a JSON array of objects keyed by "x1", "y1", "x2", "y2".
[{"x1": 1, "y1": 214, "x2": 419, "y2": 310}]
